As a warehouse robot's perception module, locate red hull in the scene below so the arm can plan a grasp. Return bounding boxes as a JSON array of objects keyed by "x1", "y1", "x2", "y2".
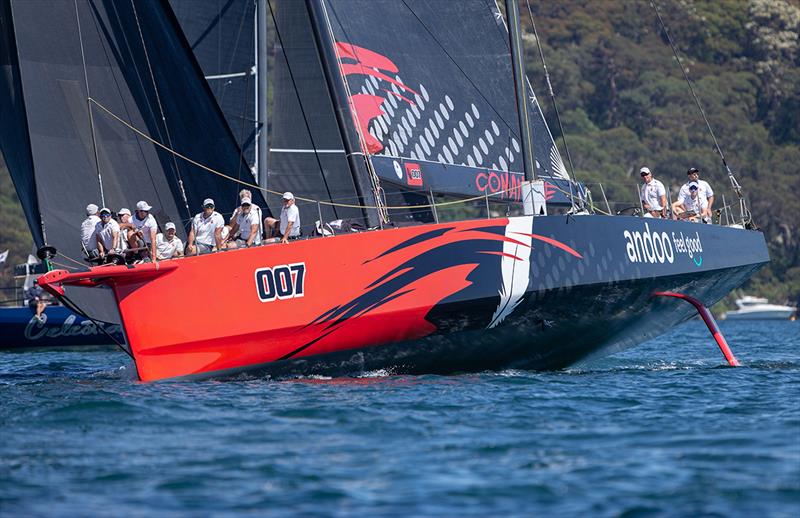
[{"x1": 40, "y1": 218, "x2": 519, "y2": 381}]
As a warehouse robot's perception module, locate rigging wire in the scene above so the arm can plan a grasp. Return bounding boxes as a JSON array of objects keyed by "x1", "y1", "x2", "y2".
[
  {"x1": 73, "y1": 0, "x2": 105, "y2": 208},
  {"x1": 398, "y1": 0, "x2": 520, "y2": 139},
  {"x1": 649, "y1": 0, "x2": 752, "y2": 226},
  {"x1": 130, "y1": 0, "x2": 192, "y2": 224},
  {"x1": 88, "y1": 96, "x2": 546, "y2": 211},
  {"x1": 266, "y1": 0, "x2": 339, "y2": 218},
  {"x1": 524, "y1": 0, "x2": 581, "y2": 212},
  {"x1": 318, "y1": 2, "x2": 388, "y2": 224}
]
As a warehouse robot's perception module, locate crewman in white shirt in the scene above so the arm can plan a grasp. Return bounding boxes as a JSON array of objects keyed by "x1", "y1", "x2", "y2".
[
  {"x1": 229, "y1": 189, "x2": 263, "y2": 238},
  {"x1": 156, "y1": 222, "x2": 184, "y2": 260},
  {"x1": 187, "y1": 198, "x2": 225, "y2": 255},
  {"x1": 674, "y1": 182, "x2": 709, "y2": 223},
  {"x1": 673, "y1": 167, "x2": 714, "y2": 220},
  {"x1": 265, "y1": 192, "x2": 301, "y2": 244},
  {"x1": 639, "y1": 167, "x2": 667, "y2": 218},
  {"x1": 94, "y1": 207, "x2": 121, "y2": 262},
  {"x1": 80, "y1": 204, "x2": 100, "y2": 254},
  {"x1": 117, "y1": 208, "x2": 133, "y2": 253},
  {"x1": 227, "y1": 197, "x2": 262, "y2": 248},
  {"x1": 129, "y1": 200, "x2": 158, "y2": 260}
]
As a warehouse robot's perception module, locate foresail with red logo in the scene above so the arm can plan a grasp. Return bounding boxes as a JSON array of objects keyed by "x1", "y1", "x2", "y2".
[{"x1": 322, "y1": 0, "x2": 585, "y2": 206}]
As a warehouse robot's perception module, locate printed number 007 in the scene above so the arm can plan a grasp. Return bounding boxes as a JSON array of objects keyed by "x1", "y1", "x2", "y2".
[{"x1": 255, "y1": 263, "x2": 306, "y2": 302}]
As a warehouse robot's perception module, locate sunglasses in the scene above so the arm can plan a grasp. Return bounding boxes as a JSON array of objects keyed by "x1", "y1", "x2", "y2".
[{"x1": 204, "y1": 204, "x2": 214, "y2": 209}]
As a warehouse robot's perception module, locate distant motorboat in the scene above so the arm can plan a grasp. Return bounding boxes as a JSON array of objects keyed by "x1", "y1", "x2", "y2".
[{"x1": 723, "y1": 296, "x2": 797, "y2": 320}]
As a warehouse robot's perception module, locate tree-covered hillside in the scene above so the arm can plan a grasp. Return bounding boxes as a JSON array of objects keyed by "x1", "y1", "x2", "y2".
[{"x1": 524, "y1": 0, "x2": 799, "y2": 305}]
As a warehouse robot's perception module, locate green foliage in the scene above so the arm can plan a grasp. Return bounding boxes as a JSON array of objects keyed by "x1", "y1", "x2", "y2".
[
  {"x1": 527, "y1": 0, "x2": 800, "y2": 305},
  {"x1": 0, "y1": 159, "x2": 35, "y2": 303}
]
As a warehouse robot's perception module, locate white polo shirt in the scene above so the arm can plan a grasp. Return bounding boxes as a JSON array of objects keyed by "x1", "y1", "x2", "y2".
[
  {"x1": 192, "y1": 211, "x2": 224, "y2": 246},
  {"x1": 678, "y1": 191, "x2": 708, "y2": 214},
  {"x1": 132, "y1": 213, "x2": 158, "y2": 244},
  {"x1": 156, "y1": 233, "x2": 184, "y2": 259},
  {"x1": 280, "y1": 204, "x2": 300, "y2": 237},
  {"x1": 236, "y1": 210, "x2": 262, "y2": 245},
  {"x1": 94, "y1": 219, "x2": 120, "y2": 251},
  {"x1": 81, "y1": 215, "x2": 100, "y2": 248},
  {"x1": 640, "y1": 179, "x2": 666, "y2": 211},
  {"x1": 679, "y1": 179, "x2": 714, "y2": 202}
]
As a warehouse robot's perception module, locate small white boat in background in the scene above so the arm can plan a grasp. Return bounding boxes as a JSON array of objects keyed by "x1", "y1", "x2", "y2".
[{"x1": 723, "y1": 296, "x2": 797, "y2": 320}]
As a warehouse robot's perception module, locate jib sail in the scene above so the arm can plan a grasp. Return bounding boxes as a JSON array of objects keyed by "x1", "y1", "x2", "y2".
[{"x1": 169, "y1": 0, "x2": 257, "y2": 169}]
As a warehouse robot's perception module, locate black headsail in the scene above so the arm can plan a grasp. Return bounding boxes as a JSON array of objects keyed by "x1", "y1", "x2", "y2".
[
  {"x1": 169, "y1": 0, "x2": 257, "y2": 170},
  {"x1": 265, "y1": 0, "x2": 380, "y2": 227},
  {"x1": 317, "y1": 0, "x2": 582, "y2": 209},
  {"x1": 0, "y1": 1, "x2": 43, "y2": 248},
  {"x1": 0, "y1": 0, "x2": 265, "y2": 319}
]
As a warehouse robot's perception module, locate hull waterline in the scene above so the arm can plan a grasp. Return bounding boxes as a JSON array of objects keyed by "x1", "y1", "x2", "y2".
[{"x1": 37, "y1": 215, "x2": 769, "y2": 381}]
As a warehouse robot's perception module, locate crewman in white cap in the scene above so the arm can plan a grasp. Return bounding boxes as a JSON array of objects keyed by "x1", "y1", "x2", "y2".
[
  {"x1": 80, "y1": 203, "x2": 100, "y2": 252},
  {"x1": 187, "y1": 198, "x2": 224, "y2": 255},
  {"x1": 228, "y1": 197, "x2": 262, "y2": 248},
  {"x1": 93, "y1": 207, "x2": 121, "y2": 262},
  {"x1": 156, "y1": 222, "x2": 184, "y2": 260},
  {"x1": 130, "y1": 200, "x2": 158, "y2": 260},
  {"x1": 639, "y1": 167, "x2": 667, "y2": 218},
  {"x1": 117, "y1": 208, "x2": 133, "y2": 254},
  {"x1": 265, "y1": 192, "x2": 301, "y2": 244}
]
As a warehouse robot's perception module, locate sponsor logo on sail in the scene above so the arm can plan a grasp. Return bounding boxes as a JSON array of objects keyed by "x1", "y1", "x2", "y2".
[
  {"x1": 623, "y1": 223, "x2": 703, "y2": 265},
  {"x1": 405, "y1": 163, "x2": 423, "y2": 186}
]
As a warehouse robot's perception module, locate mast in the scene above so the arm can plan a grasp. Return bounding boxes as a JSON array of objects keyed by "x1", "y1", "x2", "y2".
[
  {"x1": 256, "y1": 0, "x2": 268, "y2": 192},
  {"x1": 304, "y1": 0, "x2": 380, "y2": 228},
  {"x1": 504, "y1": 0, "x2": 540, "y2": 215},
  {"x1": 505, "y1": 0, "x2": 535, "y2": 183}
]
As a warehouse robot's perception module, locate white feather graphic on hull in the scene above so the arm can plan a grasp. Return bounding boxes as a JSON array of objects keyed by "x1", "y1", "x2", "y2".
[{"x1": 487, "y1": 216, "x2": 533, "y2": 328}]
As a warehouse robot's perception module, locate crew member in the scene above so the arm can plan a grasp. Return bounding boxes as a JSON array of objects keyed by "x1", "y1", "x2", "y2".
[
  {"x1": 80, "y1": 204, "x2": 100, "y2": 255},
  {"x1": 117, "y1": 208, "x2": 133, "y2": 253},
  {"x1": 94, "y1": 207, "x2": 121, "y2": 262},
  {"x1": 25, "y1": 282, "x2": 47, "y2": 322},
  {"x1": 228, "y1": 197, "x2": 262, "y2": 248},
  {"x1": 265, "y1": 192, "x2": 301, "y2": 243},
  {"x1": 674, "y1": 182, "x2": 709, "y2": 223},
  {"x1": 156, "y1": 222, "x2": 184, "y2": 260},
  {"x1": 130, "y1": 200, "x2": 158, "y2": 260},
  {"x1": 229, "y1": 189, "x2": 263, "y2": 238},
  {"x1": 674, "y1": 167, "x2": 714, "y2": 219},
  {"x1": 639, "y1": 167, "x2": 667, "y2": 218},
  {"x1": 187, "y1": 198, "x2": 224, "y2": 254}
]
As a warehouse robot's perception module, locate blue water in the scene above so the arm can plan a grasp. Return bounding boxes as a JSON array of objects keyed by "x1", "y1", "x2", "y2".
[{"x1": 1, "y1": 321, "x2": 798, "y2": 517}]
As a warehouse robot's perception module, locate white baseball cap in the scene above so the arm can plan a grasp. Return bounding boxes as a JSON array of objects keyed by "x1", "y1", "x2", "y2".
[
  {"x1": 136, "y1": 200, "x2": 152, "y2": 211},
  {"x1": 118, "y1": 208, "x2": 131, "y2": 216},
  {"x1": 86, "y1": 203, "x2": 99, "y2": 215},
  {"x1": 639, "y1": 167, "x2": 651, "y2": 175},
  {"x1": 240, "y1": 197, "x2": 252, "y2": 206},
  {"x1": 99, "y1": 207, "x2": 112, "y2": 216},
  {"x1": 282, "y1": 192, "x2": 294, "y2": 200},
  {"x1": 203, "y1": 198, "x2": 215, "y2": 207},
  {"x1": 165, "y1": 222, "x2": 176, "y2": 231}
]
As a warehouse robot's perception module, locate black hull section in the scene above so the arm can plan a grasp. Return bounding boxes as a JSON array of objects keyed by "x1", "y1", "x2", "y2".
[{"x1": 182, "y1": 216, "x2": 768, "y2": 381}]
